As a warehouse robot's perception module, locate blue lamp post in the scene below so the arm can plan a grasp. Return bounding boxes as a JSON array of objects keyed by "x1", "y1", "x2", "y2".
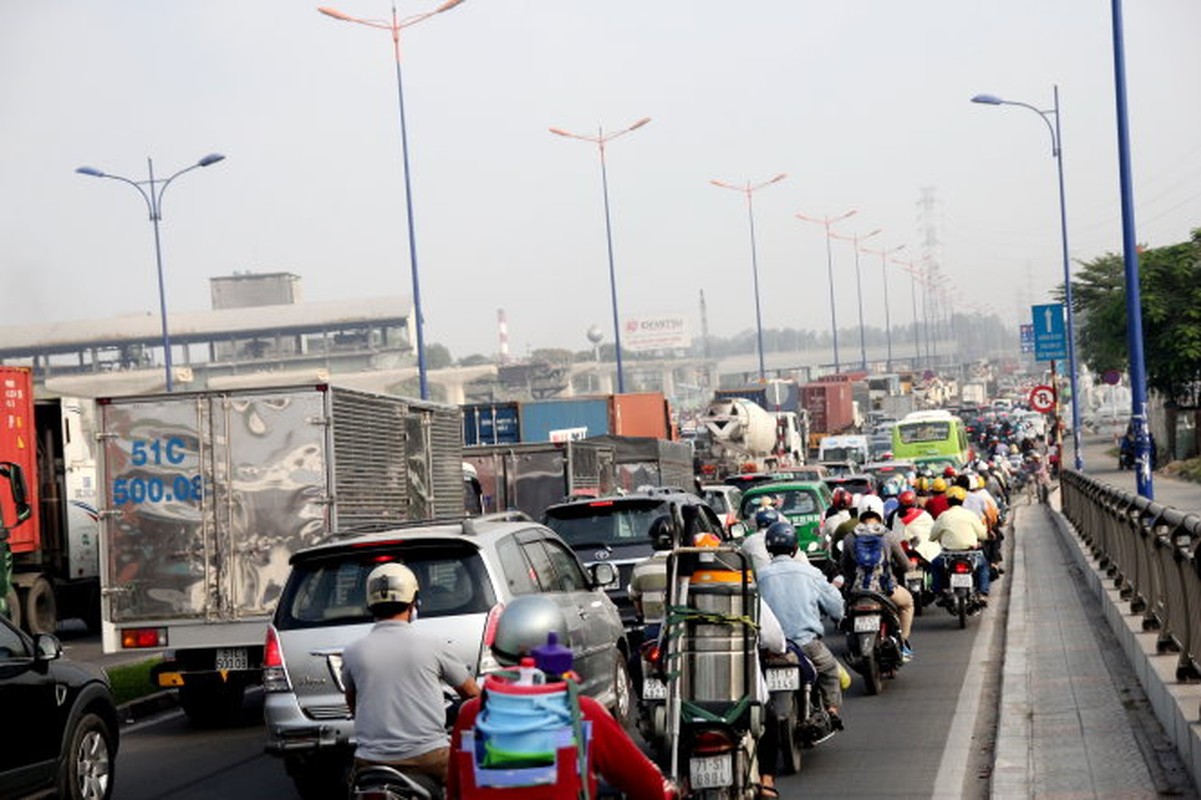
[
  {"x1": 972, "y1": 86, "x2": 1085, "y2": 472},
  {"x1": 75, "y1": 153, "x2": 226, "y2": 392},
  {"x1": 712, "y1": 174, "x2": 788, "y2": 383},
  {"x1": 550, "y1": 118, "x2": 653, "y2": 395},
  {"x1": 319, "y1": 1, "x2": 467, "y2": 401}
]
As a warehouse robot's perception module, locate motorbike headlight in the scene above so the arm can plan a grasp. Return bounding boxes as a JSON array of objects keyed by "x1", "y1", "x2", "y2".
[{"x1": 807, "y1": 541, "x2": 819, "y2": 552}]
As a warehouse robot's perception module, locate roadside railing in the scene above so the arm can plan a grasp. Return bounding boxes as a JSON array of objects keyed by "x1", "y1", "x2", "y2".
[{"x1": 1060, "y1": 470, "x2": 1201, "y2": 682}]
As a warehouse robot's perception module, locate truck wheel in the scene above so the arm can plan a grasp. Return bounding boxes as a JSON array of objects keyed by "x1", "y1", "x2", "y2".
[
  {"x1": 4, "y1": 588, "x2": 20, "y2": 631},
  {"x1": 24, "y1": 576, "x2": 57, "y2": 636}
]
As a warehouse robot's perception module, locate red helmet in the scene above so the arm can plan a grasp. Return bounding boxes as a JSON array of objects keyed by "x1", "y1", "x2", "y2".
[
  {"x1": 943, "y1": 466, "x2": 957, "y2": 478},
  {"x1": 831, "y1": 488, "x2": 851, "y2": 509},
  {"x1": 899, "y1": 490, "x2": 917, "y2": 507}
]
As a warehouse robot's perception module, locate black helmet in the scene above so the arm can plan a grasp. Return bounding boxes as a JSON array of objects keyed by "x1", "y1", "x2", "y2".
[
  {"x1": 648, "y1": 514, "x2": 678, "y2": 551},
  {"x1": 764, "y1": 521, "x2": 798, "y2": 556},
  {"x1": 754, "y1": 507, "x2": 782, "y2": 530}
]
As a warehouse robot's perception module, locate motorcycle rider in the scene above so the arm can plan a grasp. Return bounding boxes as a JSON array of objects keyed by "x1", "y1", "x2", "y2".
[
  {"x1": 822, "y1": 488, "x2": 854, "y2": 539},
  {"x1": 839, "y1": 497, "x2": 915, "y2": 661},
  {"x1": 928, "y1": 486, "x2": 990, "y2": 604},
  {"x1": 924, "y1": 477, "x2": 951, "y2": 519},
  {"x1": 340, "y1": 563, "x2": 481, "y2": 794},
  {"x1": 447, "y1": 595, "x2": 677, "y2": 800},
  {"x1": 740, "y1": 506, "x2": 808, "y2": 573},
  {"x1": 755, "y1": 520, "x2": 846, "y2": 799},
  {"x1": 628, "y1": 514, "x2": 678, "y2": 637}
]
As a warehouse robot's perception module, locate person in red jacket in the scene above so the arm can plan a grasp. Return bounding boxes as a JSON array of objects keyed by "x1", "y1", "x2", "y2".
[
  {"x1": 924, "y1": 477, "x2": 951, "y2": 519},
  {"x1": 447, "y1": 595, "x2": 675, "y2": 800}
]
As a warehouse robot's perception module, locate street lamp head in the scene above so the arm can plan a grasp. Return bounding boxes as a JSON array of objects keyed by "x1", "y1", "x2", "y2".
[
  {"x1": 838, "y1": 209, "x2": 858, "y2": 221},
  {"x1": 317, "y1": 6, "x2": 355, "y2": 21},
  {"x1": 75, "y1": 166, "x2": 106, "y2": 178},
  {"x1": 548, "y1": 127, "x2": 573, "y2": 137},
  {"x1": 628, "y1": 117, "x2": 652, "y2": 131},
  {"x1": 433, "y1": 0, "x2": 467, "y2": 11},
  {"x1": 971, "y1": 93, "x2": 1005, "y2": 105},
  {"x1": 767, "y1": 173, "x2": 787, "y2": 185},
  {"x1": 197, "y1": 153, "x2": 226, "y2": 168},
  {"x1": 863, "y1": 228, "x2": 882, "y2": 240}
]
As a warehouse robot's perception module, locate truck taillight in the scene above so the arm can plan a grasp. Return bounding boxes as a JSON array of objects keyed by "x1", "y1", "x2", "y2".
[
  {"x1": 120, "y1": 628, "x2": 168, "y2": 649},
  {"x1": 263, "y1": 625, "x2": 292, "y2": 693}
]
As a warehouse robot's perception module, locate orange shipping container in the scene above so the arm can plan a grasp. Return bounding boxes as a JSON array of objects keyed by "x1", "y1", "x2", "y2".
[{"x1": 610, "y1": 392, "x2": 673, "y2": 440}]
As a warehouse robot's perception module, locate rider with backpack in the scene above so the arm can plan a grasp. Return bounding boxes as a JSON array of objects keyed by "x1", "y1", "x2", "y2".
[{"x1": 838, "y1": 496, "x2": 915, "y2": 661}]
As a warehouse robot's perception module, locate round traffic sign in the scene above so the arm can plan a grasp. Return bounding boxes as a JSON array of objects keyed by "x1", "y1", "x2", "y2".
[
  {"x1": 1102, "y1": 369, "x2": 1122, "y2": 386},
  {"x1": 1029, "y1": 385, "x2": 1056, "y2": 413}
]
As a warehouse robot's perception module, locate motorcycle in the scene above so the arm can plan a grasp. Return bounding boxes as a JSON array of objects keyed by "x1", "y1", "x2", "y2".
[
  {"x1": 637, "y1": 636, "x2": 669, "y2": 761},
  {"x1": 663, "y1": 546, "x2": 762, "y2": 798},
  {"x1": 937, "y1": 551, "x2": 986, "y2": 629},
  {"x1": 351, "y1": 765, "x2": 438, "y2": 800},
  {"x1": 899, "y1": 541, "x2": 933, "y2": 617},
  {"x1": 841, "y1": 589, "x2": 905, "y2": 696},
  {"x1": 761, "y1": 646, "x2": 835, "y2": 775}
]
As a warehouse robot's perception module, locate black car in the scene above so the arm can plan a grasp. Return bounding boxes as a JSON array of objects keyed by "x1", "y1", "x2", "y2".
[
  {"x1": 542, "y1": 489, "x2": 725, "y2": 631},
  {"x1": 0, "y1": 615, "x2": 119, "y2": 800}
]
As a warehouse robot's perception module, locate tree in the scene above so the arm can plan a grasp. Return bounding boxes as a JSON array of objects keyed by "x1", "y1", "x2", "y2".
[{"x1": 425, "y1": 343, "x2": 453, "y2": 370}]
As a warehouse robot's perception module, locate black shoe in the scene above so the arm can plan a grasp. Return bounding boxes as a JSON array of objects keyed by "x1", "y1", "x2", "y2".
[
  {"x1": 829, "y1": 712, "x2": 844, "y2": 731},
  {"x1": 977, "y1": 596, "x2": 989, "y2": 608}
]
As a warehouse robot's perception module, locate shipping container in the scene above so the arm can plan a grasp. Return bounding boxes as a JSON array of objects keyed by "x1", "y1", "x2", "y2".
[
  {"x1": 801, "y1": 381, "x2": 855, "y2": 435},
  {"x1": 519, "y1": 393, "x2": 673, "y2": 443},
  {"x1": 462, "y1": 401, "x2": 521, "y2": 446},
  {"x1": 520, "y1": 397, "x2": 611, "y2": 442},
  {"x1": 610, "y1": 392, "x2": 672, "y2": 439},
  {"x1": 715, "y1": 380, "x2": 800, "y2": 414}
]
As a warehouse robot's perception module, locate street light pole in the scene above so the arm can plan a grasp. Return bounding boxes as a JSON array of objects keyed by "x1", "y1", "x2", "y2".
[
  {"x1": 893, "y1": 258, "x2": 923, "y2": 368},
  {"x1": 796, "y1": 210, "x2": 857, "y2": 373},
  {"x1": 862, "y1": 243, "x2": 906, "y2": 371},
  {"x1": 972, "y1": 86, "x2": 1085, "y2": 472},
  {"x1": 830, "y1": 227, "x2": 881, "y2": 372},
  {"x1": 75, "y1": 153, "x2": 226, "y2": 392},
  {"x1": 1109, "y1": 0, "x2": 1153, "y2": 497},
  {"x1": 319, "y1": 1, "x2": 466, "y2": 401},
  {"x1": 550, "y1": 117, "x2": 652, "y2": 394},
  {"x1": 712, "y1": 174, "x2": 788, "y2": 383}
]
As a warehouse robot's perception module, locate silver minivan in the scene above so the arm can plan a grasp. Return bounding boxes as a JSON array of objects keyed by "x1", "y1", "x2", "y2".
[{"x1": 262, "y1": 515, "x2": 629, "y2": 799}]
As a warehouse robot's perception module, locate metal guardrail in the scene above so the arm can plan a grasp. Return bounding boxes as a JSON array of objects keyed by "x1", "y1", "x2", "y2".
[{"x1": 1060, "y1": 470, "x2": 1201, "y2": 682}]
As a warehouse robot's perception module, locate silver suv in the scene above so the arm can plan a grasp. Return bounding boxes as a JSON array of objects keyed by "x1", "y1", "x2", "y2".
[{"x1": 262, "y1": 514, "x2": 629, "y2": 799}]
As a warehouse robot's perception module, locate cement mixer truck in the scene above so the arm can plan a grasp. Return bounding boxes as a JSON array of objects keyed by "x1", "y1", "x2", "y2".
[{"x1": 697, "y1": 397, "x2": 806, "y2": 478}]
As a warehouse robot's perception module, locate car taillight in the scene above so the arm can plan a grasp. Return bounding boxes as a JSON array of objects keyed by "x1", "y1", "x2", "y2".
[
  {"x1": 691, "y1": 729, "x2": 735, "y2": 755},
  {"x1": 262, "y1": 625, "x2": 292, "y2": 693},
  {"x1": 482, "y1": 603, "x2": 505, "y2": 648},
  {"x1": 120, "y1": 627, "x2": 167, "y2": 649},
  {"x1": 951, "y1": 560, "x2": 973, "y2": 574}
]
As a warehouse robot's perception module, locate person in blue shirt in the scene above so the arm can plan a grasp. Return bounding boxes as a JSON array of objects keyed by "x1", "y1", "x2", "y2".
[{"x1": 756, "y1": 521, "x2": 845, "y2": 719}]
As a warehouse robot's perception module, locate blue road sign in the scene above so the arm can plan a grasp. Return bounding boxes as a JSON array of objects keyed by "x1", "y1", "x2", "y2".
[
  {"x1": 1032, "y1": 303, "x2": 1067, "y2": 361},
  {"x1": 1019, "y1": 324, "x2": 1034, "y2": 354}
]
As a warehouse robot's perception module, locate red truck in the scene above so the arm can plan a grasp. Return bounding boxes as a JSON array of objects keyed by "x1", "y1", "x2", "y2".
[{"x1": 0, "y1": 367, "x2": 101, "y2": 634}]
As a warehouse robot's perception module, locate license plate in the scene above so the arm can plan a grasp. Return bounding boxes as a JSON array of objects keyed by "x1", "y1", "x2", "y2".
[
  {"x1": 950, "y1": 573, "x2": 973, "y2": 589},
  {"x1": 643, "y1": 677, "x2": 667, "y2": 700},
  {"x1": 690, "y1": 754, "x2": 733, "y2": 789},
  {"x1": 853, "y1": 614, "x2": 881, "y2": 633},
  {"x1": 764, "y1": 667, "x2": 800, "y2": 692},
  {"x1": 904, "y1": 570, "x2": 924, "y2": 582},
  {"x1": 215, "y1": 647, "x2": 248, "y2": 671}
]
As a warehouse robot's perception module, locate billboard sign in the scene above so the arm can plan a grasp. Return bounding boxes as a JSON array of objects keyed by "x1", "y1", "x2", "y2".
[{"x1": 622, "y1": 314, "x2": 691, "y2": 352}]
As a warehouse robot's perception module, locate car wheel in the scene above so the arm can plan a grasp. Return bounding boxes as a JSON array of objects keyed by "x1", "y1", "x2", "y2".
[
  {"x1": 286, "y1": 752, "x2": 351, "y2": 800},
  {"x1": 610, "y1": 654, "x2": 634, "y2": 730},
  {"x1": 60, "y1": 712, "x2": 115, "y2": 800}
]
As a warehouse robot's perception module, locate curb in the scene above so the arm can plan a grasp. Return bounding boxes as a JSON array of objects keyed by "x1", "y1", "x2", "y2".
[
  {"x1": 1054, "y1": 501, "x2": 1201, "y2": 789},
  {"x1": 991, "y1": 502, "x2": 1031, "y2": 798}
]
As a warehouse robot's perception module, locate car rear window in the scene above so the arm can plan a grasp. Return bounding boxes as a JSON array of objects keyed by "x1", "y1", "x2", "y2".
[
  {"x1": 544, "y1": 499, "x2": 665, "y2": 548},
  {"x1": 275, "y1": 540, "x2": 497, "y2": 630},
  {"x1": 740, "y1": 488, "x2": 820, "y2": 519}
]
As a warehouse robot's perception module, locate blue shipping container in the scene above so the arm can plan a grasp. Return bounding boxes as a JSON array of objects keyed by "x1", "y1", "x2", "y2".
[
  {"x1": 463, "y1": 402, "x2": 521, "y2": 446},
  {"x1": 715, "y1": 381, "x2": 800, "y2": 414},
  {"x1": 520, "y1": 397, "x2": 611, "y2": 443}
]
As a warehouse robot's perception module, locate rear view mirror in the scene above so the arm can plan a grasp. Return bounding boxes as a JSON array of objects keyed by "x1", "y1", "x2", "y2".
[
  {"x1": 729, "y1": 522, "x2": 748, "y2": 539},
  {"x1": 0, "y1": 462, "x2": 32, "y2": 541},
  {"x1": 34, "y1": 633, "x2": 63, "y2": 661}
]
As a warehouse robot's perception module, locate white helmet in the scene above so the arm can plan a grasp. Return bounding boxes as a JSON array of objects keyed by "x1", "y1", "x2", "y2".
[
  {"x1": 365, "y1": 563, "x2": 419, "y2": 608},
  {"x1": 858, "y1": 494, "x2": 886, "y2": 521}
]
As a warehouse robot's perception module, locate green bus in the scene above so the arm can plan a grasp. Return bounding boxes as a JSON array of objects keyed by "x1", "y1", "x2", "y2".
[{"x1": 890, "y1": 411, "x2": 971, "y2": 469}]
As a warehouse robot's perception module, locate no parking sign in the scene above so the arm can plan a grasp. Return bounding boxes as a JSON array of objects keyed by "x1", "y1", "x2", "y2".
[{"x1": 1028, "y1": 385, "x2": 1056, "y2": 413}]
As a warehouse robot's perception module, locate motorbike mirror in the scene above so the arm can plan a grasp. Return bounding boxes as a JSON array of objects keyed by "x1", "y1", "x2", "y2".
[{"x1": 728, "y1": 522, "x2": 748, "y2": 539}]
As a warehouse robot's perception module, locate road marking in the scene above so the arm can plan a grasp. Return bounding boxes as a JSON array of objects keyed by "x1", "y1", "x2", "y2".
[{"x1": 932, "y1": 568, "x2": 1001, "y2": 797}]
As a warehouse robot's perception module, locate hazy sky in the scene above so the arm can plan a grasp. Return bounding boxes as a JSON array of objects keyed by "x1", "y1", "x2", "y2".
[{"x1": 3, "y1": 2, "x2": 1200, "y2": 360}]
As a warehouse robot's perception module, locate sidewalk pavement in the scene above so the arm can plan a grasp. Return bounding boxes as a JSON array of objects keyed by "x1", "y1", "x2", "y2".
[{"x1": 992, "y1": 495, "x2": 1192, "y2": 799}]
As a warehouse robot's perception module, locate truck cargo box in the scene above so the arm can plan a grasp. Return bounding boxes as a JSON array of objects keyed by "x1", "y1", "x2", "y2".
[
  {"x1": 801, "y1": 381, "x2": 855, "y2": 434},
  {"x1": 464, "y1": 440, "x2": 617, "y2": 520},
  {"x1": 0, "y1": 367, "x2": 40, "y2": 556}
]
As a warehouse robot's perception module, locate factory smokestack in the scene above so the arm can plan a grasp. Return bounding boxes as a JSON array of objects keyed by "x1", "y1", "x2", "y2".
[{"x1": 497, "y1": 308, "x2": 509, "y2": 364}]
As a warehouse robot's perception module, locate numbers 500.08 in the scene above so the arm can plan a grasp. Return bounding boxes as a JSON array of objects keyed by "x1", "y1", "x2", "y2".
[{"x1": 112, "y1": 475, "x2": 203, "y2": 505}]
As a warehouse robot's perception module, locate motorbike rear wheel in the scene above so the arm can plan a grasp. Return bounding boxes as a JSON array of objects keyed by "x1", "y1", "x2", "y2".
[
  {"x1": 864, "y1": 653, "x2": 883, "y2": 696},
  {"x1": 957, "y1": 595, "x2": 967, "y2": 629},
  {"x1": 777, "y1": 717, "x2": 802, "y2": 775}
]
